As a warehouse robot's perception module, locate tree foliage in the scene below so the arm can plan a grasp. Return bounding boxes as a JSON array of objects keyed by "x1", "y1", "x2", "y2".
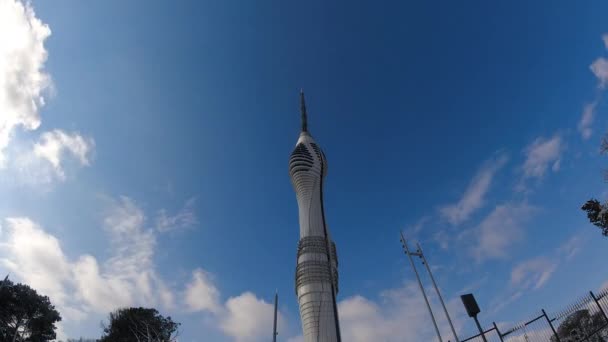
[
  {"x1": 100, "y1": 307, "x2": 180, "y2": 342},
  {"x1": 0, "y1": 279, "x2": 62, "y2": 342},
  {"x1": 581, "y1": 199, "x2": 608, "y2": 237},
  {"x1": 582, "y1": 132, "x2": 608, "y2": 237},
  {"x1": 552, "y1": 309, "x2": 608, "y2": 342}
]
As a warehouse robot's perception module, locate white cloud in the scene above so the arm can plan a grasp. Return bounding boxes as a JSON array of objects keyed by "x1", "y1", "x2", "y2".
[
  {"x1": 521, "y1": 135, "x2": 563, "y2": 180},
  {"x1": 156, "y1": 197, "x2": 198, "y2": 232},
  {"x1": 219, "y1": 292, "x2": 285, "y2": 342},
  {"x1": 440, "y1": 153, "x2": 509, "y2": 225},
  {"x1": 467, "y1": 202, "x2": 535, "y2": 262},
  {"x1": 578, "y1": 101, "x2": 598, "y2": 140},
  {"x1": 33, "y1": 129, "x2": 94, "y2": 179},
  {"x1": 0, "y1": 0, "x2": 51, "y2": 166},
  {"x1": 591, "y1": 57, "x2": 608, "y2": 88},
  {"x1": 184, "y1": 268, "x2": 221, "y2": 314},
  {"x1": 0, "y1": 217, "x2": 71, "y2": 307},
  {"x1": 330, "y1": 282, "x2": 465, "y2": 342},
  {"x1": 558, "y1": 234, "x2": 583, "y2": 261},
  {"x1": 510, "y1": 257, "x2": 557, "y2": 291},
  {"x1": 0, "y1": 198, "x2": 287, "y2": 342},
  {"x1": 0, "y1": 0, "x2": 94, "y2": 185},
  {"x1": 0, "y1": 197, "x2": 175, "y2": 323}
]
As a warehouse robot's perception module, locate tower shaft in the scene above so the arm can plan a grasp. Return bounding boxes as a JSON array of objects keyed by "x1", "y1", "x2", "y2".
[{"x1": 290, "y1": 93, "x2": 341, "y2": 342}]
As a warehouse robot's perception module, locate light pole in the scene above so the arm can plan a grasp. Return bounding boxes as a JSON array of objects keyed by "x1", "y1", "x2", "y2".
[{"x1": 460, "y1": 293, "x2": 488, "y2": 342}]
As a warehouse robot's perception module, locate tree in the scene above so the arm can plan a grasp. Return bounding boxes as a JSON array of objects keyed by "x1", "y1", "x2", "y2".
[
  {"x1": 581, "y1": 199, "x2": 608, "y2": 237},
  {"x1": 0, "y1": 279, "x2": 62, "y2": 342},
  {"x1": 100, "y1": 307, "x2": 180, "y2": 342},
  {"x1": 582, "y1": 132, "x2": 608, "y2": 237},
  {"x1": 552, "y1": 309, "x2": 608, "y2": 342}
]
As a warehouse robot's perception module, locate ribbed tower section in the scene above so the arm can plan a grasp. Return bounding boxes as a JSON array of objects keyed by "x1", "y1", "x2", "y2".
[{"x1": 289, "y1": 92, "x2": 341, "y2": 342}]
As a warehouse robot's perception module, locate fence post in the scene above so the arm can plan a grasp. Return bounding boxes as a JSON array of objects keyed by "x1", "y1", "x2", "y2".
[
  {"x1": 591, "y1": 291, "x2": 608, "y2": 323},
  {"x1": 492, "y1": 322, "x2": 505, "y2": 342},
  {"x1": 542, "y1": 309, "x2": 560, "y2": 342}
]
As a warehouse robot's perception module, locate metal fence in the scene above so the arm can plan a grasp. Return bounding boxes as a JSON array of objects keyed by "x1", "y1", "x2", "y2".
[{"x1": 460, "y1": 288, "x2": 608, "y2": 342}]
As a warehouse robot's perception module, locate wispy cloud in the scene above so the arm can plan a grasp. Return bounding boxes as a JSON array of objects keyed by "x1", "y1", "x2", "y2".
[
  {"x1": 590, "y1": 33, "x2": 608, "y2": 88},
  {"x1": 466, "y1": 202, "x2": 536, "y2": 262},
  {"x1": 33, "y1": 130, "x2": 94, "y2": 178},
  {"x1": 518, "y1": 135, "x2": 563, "y2": 191},
  {"x1": 156, "y1": 197, "x2": 198, "y2": 233},
  {"x1": 558, "y1": 234, "x2": 584, "y2": 261},
  {"x1": 440, "y1": 153, "x2": 509, "y2": 225},
  {"x1": 591, "y1": 58, "x2": 608, "y2": 88},
  {"x1": 578, "y1": 101, "x2": 598, "y2": 140},
  {"x1": 510, "y1": 257, "x2": 558, "y2": 291}
]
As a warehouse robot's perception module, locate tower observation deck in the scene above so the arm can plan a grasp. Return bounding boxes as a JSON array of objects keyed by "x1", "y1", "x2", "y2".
[{"x1": 289, "y1": 92, "x2": 341, "y2": 342}]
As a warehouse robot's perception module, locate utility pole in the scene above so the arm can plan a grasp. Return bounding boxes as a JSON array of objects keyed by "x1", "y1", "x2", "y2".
[
  {"x1": 400, "y1": 231, "x2": 443, "y2": 342},
  {"x1": 273, "y1": 291, "x2": 278, "y2": 342},
  {"x1": 416, "y1": 242, "x2": 460, "y2": 342}
]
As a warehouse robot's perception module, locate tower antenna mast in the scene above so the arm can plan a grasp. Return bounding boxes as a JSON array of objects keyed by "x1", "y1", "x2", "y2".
[{"x1": 273, "y1": 291, "x2": 278, "y2": 342}]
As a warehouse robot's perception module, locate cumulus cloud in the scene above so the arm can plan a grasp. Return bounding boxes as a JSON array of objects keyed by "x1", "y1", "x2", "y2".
[
  {"x1": 184, "y1": 268, "x2": 221, "y2": 313},
  {"x1": 441, "y1": 153, "x2": 509, "y2": 225},
  {"x1": 156, "y1": 197, "x2": 198, "y2": 233},
  {"x1": 219, "y1": 292, "x2": 285, "y2": 342},
  {"x1": 466, "y1": 202, "x2": 535, "y2": 262},
  {"x1": 182, "y1": 269, "x2": 288, "y2": 342},
  {"x1": 0, "y1": 0, "x2": 94, "y2": 184},
  {"x1": 0, "y1": 197, "x2": 285, "y2": 341},
  {"x1": 0, "y1": 0, "x2": 51, "y2": 166},
  {"x1": 0, "y1": 197, "x2": 175, "y2": 322},
  {"x1": 510, "y1": 257, "x2": 557, "y2": 291},
  {"x1": 334, "y1": 282, "x2": 465, "y2": 342}
]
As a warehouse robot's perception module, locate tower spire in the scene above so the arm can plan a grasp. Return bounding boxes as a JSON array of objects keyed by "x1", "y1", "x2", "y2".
[{"x1": 300, "y1": 90, "x2": 308, "y2": 133}]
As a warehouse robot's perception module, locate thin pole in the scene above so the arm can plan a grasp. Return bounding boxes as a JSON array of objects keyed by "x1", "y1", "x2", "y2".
[
  {"x1": 591, "y1": 291, "x2": 608, "y2": 323},
  {"x1": 417, "y1": 242, "x2": 460, "y2": 342},
  {"x1": 542, "y1": 309, "x2": 560, "y2": 342},
  {"x1": 473, "y1": 316, "x2": 488, "y2": 342},
  {"x1": 493, "y1": 322, "x2": 504, "y2": 342},
  {"x1": 273, "y1": 292, "x2": 278, "y2": 342},
  {"x1": 401, "y1": 231, "x2": 443, "y2": 342}
]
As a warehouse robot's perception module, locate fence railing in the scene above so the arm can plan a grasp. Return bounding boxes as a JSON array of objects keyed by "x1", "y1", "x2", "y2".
[{"x1": 459, "y1": 288, "x2": 608, "y2": 342}]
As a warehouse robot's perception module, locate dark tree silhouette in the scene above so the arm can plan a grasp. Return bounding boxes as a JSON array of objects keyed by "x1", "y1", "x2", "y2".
[
  {"x1": 100, "y1": 307, "x2": 180, "y2": 342},
  {"x1": 581, "y1": 199, "x2": 608, "y2": 237},
  {"x1": 551, "y1": 309, "x2": 608, "y2": 342},
  {"x1": 0, "y1": 279, "x2": 62, "y2": 342}
]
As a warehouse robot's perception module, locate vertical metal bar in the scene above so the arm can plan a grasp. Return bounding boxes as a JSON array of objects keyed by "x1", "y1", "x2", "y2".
[
  {"x1": 417, "y1": 242, "x2": 460, "y2": 342},
  {"x1": 273, "y1": 292, "x2": 278, "y2": 342},
  {"x1": 493, "y1": 322, "x2": 504, "y2": 342},
  {"x1": 591, "y1": 291, "x2": 608, "y2": 324},
  {"x1": 401, "y1": 231, "x2": 443, "y2": 342},
  {"x1": 473, "y1": 316, "x2": 488, "y2": 342},
  {"x1": 542, "y1": 309, "x2": 560, "y2": 342}
]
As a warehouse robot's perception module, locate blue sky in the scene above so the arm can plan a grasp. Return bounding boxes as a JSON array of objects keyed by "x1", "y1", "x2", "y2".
[{"x1": 1, "y1": 0, "x2": 608, "y2": 341}]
